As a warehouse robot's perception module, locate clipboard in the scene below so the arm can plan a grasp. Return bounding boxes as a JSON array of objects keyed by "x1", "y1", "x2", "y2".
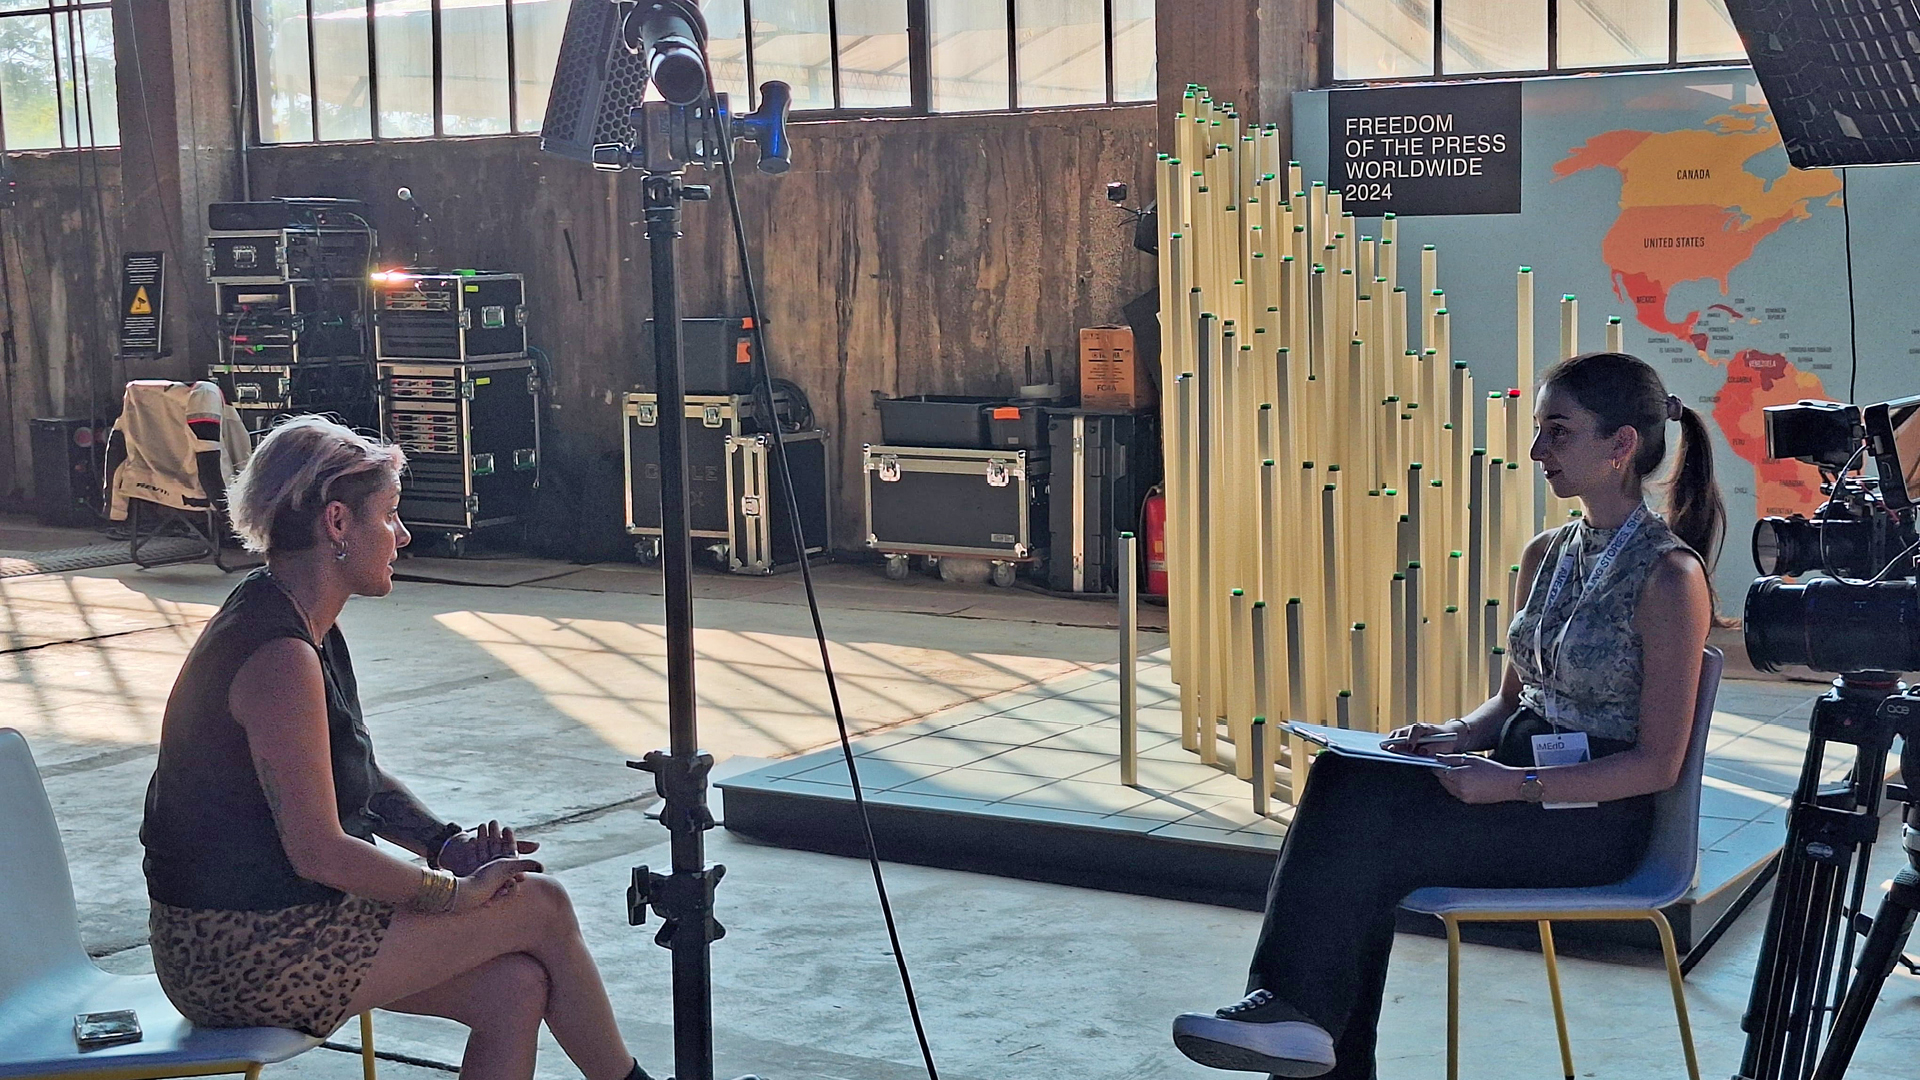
[{"x1": 1285, "y1": 721, "x2": 1454, "y2": 769}]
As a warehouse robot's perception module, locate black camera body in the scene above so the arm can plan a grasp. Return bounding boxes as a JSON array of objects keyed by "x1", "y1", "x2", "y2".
[{"x1": 1745, "y1": 396, "x2": 1920, "y2": 675}]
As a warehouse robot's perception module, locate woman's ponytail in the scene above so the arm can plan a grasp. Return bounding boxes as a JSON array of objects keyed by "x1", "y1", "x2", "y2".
[{"x1": 1667, "y1": 404, "x2": 1726, "y2": 570}]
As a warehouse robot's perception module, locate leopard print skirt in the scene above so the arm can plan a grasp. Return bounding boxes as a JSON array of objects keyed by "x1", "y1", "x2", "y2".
[{"x1": 149, "y1": 895, "x2": 396, "y2": 1038}]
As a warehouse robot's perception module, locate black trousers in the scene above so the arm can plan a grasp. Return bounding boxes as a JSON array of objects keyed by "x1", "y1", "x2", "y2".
[{"x1": 1245, "y1": 751, "x2": 1654, "y2": 1080}]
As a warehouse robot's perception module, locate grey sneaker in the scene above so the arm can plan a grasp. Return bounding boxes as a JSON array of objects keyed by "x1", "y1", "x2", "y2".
[{"x1": 1171, "y1": 989, "x2": 1337, "y2": 1076}]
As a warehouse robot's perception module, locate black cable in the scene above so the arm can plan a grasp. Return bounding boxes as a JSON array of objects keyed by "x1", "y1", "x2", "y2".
[
  {"x1": 704, "y1": 76, "x2": 942, "y2": 1080},
  {"x1": 1841, "y1": 169, "x2": 1858, "y2": 405}
]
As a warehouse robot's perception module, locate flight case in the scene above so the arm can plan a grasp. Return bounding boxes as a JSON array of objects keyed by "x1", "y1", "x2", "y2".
[
  {"x1": 862, "y1": 444, "x2": 1049, "y2": 586},
  {"x1": 621, "y1": 391, "x2": 799, "y2": 567},
  {"x1": 378, "y1": 359, "x2": 540, "y2": 543},
  {"x1": 1046, "y1": 409, "x2": 1160, "y2": 593},
  {"x1": 725, "y1": 431, "x2": 830, "y2": 574},
  {"x1": 373, "y1": 271, "x2": 528, "y2": 361}
]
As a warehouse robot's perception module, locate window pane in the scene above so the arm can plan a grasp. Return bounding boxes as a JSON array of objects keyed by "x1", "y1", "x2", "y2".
[
  {"x1": 374, "y1": 0, "x2": 434, "y2": 137},
  {"x1": 52, "y1": 8, "x2": 115, "y2": 147},
  {"x1": 1443, "y1": 0, "x2": 1545, "y2": 73},
  {"x1": 1014, "y1": 0, "x2": 1102, "y2": 106},
  {"x1": 312, "y1": 0, "x2": 372, "y2": 141},
  {"x1": 442, "y1": 0, "x2": 510, "y2": 134},
  {"x1": 1677, "y1": 0, "x2": 1744, "y2": 62},
  {"x1": 250, "y1": 0, "x2": 313, "y2": 143},
  {"x1": 1111, "y1": 0, "x2": 1154, "y2": 101},
  {"x1": 929, "y1": 0, "x2": 1007, "y2": 112},
  {"x1": 702, "y1": 0, "x2": 751, "y2": 106},
  {"x1": 753, "y1": 0, "x2": 833, "y2": 110},
  {"x1": 0, "y1": 13, "x2": 57, "y2": 149},
  {"x1": 836, "y1": 0, "x2": 909, "y2": 109},
  {"x1": 1557, "y1": 0, "x2": 1668, "y2": 68},
  {"x1": 509, "y1": 0, "x2": 569, "y2": 129},
  {"x1": 1334, "y1": 0, "x2": 1433, "y2": 80}
]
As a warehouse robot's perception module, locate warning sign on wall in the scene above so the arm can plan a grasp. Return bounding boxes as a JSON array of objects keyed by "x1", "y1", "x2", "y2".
[{"x1": 118, "y1": 251, "x2": 165, "y2": 356}]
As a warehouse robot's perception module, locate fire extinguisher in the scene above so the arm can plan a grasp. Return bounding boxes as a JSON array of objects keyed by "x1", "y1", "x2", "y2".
[{"x1": 1143, "y1": 486, "x2": 1168, "y2": 597}]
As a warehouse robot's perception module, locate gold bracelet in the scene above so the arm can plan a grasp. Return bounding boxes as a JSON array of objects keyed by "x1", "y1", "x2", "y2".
[{"x1": 412, "y1": 868, "x2": 457, "y2": 914}]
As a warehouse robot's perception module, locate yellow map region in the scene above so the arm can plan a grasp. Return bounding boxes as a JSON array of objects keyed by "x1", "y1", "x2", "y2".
[{"x1": 1610, "y1": 105, "x2": 1839, "y2": 216}]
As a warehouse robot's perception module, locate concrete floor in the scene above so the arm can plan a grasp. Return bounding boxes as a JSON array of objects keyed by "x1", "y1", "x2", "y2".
[{"x1": 6, "y1": 519, "x2": 1919, "y2": 1080}]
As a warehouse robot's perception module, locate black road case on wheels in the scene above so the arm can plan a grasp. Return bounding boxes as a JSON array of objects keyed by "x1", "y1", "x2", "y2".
[
  {"x1": 1046, "y1": 409, "x2": 1160, "y2": 593},
  {"x1": 379, "y1": 359, "x2": 540, "y2": 542},
  {"x1": 862, "y1": 445, "x2": 1049, "y2": 582}
]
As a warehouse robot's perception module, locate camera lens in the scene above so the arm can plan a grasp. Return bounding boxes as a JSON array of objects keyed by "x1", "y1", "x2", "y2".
[
  {"x1": 1753, "y1": 516, "x2": 1806, "y2": 577},
  {"x1": 1745, "y1": 576, "x2": 1920, "y2": 673}
]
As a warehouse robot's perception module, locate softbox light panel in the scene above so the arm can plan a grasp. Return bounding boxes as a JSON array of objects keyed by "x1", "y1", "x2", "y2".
[
  {"x1": 541, "y1": 0, "x2": 650, "y2": 164},
  {"x1": 1724, "y1": 0, "x2": 1920, "y2": 168}
]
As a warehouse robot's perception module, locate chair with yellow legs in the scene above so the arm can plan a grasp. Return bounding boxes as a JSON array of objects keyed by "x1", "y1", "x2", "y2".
[
  {"x1": 0, "y1": 728, "x2": 377, "y2": 1080},
  {"x1": 1401, "y1": 647, "x2": 1723, "y2": 1080}
]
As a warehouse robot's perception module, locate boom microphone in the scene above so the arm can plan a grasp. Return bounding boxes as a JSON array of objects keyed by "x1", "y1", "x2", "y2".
[{"x1": 624, "y1": 0, "x2": 708, "y2": 107}]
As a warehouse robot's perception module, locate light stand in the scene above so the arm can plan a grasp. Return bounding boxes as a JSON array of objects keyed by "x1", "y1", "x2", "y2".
[{"x1": 586, "y1": 11, "x2": 790, "y2": 1077}]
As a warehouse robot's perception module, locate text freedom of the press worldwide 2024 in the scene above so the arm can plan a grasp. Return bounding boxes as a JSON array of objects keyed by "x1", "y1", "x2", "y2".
[{"x1": 1328, "y1": 82, "x2": 1525, "y2": 216}]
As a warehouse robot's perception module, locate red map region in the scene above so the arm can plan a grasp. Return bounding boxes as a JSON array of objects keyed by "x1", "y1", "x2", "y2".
[{"x1": 1712, "y1": 349, "x2": 1828, "y2": 516}]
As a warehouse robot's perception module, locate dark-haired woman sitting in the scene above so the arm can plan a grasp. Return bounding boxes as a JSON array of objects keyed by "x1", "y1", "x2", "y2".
[{"x1": 1172, "y1": 352, "x2": 1726, "y2": 1078}]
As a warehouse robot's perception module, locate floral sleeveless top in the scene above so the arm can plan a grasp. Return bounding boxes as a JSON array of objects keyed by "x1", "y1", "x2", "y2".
[{"x1": 1505, "y1": 508, "x2": 1688, "y2": 743}]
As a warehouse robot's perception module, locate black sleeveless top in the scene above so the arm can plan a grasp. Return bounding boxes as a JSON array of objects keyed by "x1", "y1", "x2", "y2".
[{"x1": 141, "y1": 568, "x2": 380, "y2": 911}]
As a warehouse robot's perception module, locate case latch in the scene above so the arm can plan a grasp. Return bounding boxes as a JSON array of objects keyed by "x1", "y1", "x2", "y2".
[
  {"x1": 637, "y1": 403, "x2": 658, "y2": 426},
  {"x1": 702, "y1": 405, "x2": 724, "y2": 428},
  {"x1": 986, "y1": 459, "x2": 1012, "y2": 488},
  {"x1": 473, "y1": 453, "x2": 496, "y2": 476},
  {"x1": 513, "y1": 448, "x2": 537, "y2": 471},
  {"x1": 740, "y1": 495, "x2": 761, "y2": 517},
  {"x1": 458, "y1": 308, "x2": 473, "y2": 329},
  {"x1": 877, "y1": 455, "x2": 901, "y2": 482}
]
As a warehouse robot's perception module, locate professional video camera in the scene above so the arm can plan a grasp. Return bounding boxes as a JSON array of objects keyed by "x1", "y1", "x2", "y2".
[{"x1": 1731, "y1": 396, "x2": 1920, "y2": 1080}]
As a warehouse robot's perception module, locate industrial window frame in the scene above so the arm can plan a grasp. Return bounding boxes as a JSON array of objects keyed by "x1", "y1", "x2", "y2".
[
  {"x1": 0, "y1": 0, "x2": 117, "y2": 151},
  {"x1": 239, "y1": 0, "x2": 1155, "y2": 145},
  {"x1": 1318, "y1": 0, "x2": 1749, "y2": 84}
]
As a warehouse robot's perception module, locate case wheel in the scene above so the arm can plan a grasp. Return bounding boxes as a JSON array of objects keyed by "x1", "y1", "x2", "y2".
[
  {"x1": 707, "y1": 543, "x2": 731, "y2": 571},
  {"x1": 442, "y1": 533, "x2": 468, "y2": 559},
  {"x1": 883, "y1": 553, "x2": 910, "y2": 581},
  {"x1": 635, "y1": 536, "x2": 662, "y2": 566},
  {"x1": 990, "y1": 561, "x2": 1017, "y2": 588}
]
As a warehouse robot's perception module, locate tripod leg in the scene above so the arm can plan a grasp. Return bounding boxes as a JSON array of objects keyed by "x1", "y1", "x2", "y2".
[{"x1": 1810, "y1": 867, "x2": 1920, "y2": 1080}]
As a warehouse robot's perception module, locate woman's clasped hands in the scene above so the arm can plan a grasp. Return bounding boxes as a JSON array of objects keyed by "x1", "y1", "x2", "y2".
[{"x1": 439, "y1": 820, "x2": 545, "y2": 910}]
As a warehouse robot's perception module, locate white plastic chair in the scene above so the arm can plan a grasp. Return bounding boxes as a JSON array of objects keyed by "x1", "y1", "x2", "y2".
[
  {"x1": 1400, "y1": 647, "x2": 1724, "y2": 1080},
  {"x1": 0, "y1": 727, "x2": 377, "y2": 1080}
]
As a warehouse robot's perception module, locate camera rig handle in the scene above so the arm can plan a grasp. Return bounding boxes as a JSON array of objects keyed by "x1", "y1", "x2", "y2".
[{"x1": 589, "y1": 82, "x2": 793, "y2": 177}]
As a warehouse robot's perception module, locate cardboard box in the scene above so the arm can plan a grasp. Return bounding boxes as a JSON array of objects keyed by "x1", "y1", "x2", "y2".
[{"x1": 1079, "y1": 326, "x2": 1153, "y2": 410}]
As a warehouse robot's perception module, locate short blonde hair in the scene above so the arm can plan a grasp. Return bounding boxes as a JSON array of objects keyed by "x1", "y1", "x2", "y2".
[{"x1": 227, "y1": 416, "x2": 406, "y2": 553}]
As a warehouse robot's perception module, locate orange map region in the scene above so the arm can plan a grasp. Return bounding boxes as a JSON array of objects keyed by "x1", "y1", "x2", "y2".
[
  {"x1": 1712, "y1": 349, "x2": 1830, "y2": 516},
  {"x1": 1560, "y1": 106, "x2": 1840, "y2": 519}
]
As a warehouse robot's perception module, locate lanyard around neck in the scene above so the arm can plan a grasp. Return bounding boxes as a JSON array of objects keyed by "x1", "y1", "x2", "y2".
[{"x1": 1533, "y1": 503, "x2": 1648, "y2": 690}]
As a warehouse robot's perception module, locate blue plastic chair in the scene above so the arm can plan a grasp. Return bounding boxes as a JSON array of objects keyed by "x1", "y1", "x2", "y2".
[
  {"x1": 1401, "y1": 647, "x2": 1723, "y2": 1080},
  {"x1": 0, "y1": 728, "x2": 378, "y2": 1080}
]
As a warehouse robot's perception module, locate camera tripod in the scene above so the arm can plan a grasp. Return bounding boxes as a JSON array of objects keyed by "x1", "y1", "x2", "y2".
[{"x1": 1735, "y1": 675, "x2": 1920, "y2": 1080}]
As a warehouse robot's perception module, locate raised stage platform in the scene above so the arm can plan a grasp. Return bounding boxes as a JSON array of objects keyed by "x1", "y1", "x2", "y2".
[{"x1": 719, "y1": 651, "x2": 1849, "y2": 950}]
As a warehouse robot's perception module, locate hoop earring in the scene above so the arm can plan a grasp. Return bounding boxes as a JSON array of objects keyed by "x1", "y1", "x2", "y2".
[{"x1": 335, "y1": 543, "x2": 349, "y2": 562}]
